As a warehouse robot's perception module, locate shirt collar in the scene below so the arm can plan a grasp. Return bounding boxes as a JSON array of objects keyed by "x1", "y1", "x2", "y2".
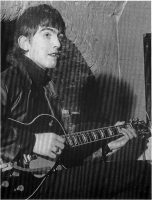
[{"x1": 18, "y1": 55, "x2": 52, "y2": 87}]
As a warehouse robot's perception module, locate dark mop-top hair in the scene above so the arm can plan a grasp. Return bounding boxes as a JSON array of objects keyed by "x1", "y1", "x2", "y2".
[{"x1": 8, "y1": 4, "x2": 66, "y2": 64}]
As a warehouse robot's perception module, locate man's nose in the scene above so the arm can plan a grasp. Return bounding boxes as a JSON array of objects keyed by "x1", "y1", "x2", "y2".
[{"x1": 52, "y1": 35, "x2": 61, "y2": 49}]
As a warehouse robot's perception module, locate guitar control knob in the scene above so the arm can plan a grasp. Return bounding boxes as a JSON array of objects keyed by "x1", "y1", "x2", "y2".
[
  {"x1": 12, "y1": 171, "x2": 20, "y2": 176},
  {"x1": 1, "y1": 180, "x2": 9, "y2": 188},
  {"x1": 15, "y1": 185, "x2": 24, "y2": 192}
]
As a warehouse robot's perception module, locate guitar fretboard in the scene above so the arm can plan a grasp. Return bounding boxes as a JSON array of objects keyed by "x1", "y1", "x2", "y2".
[{"x1": 64, "y1": 123, "x2": 132, "y2": 147}]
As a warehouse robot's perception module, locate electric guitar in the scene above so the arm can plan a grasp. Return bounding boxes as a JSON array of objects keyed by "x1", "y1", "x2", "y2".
[{"x1": 1, "y1": 114, "x2": 151, "y2": 199}]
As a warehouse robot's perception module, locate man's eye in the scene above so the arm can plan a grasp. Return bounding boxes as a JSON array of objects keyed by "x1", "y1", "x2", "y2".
[{"x1": 45, "y1": 33, "x2": 51, "y2": 37}]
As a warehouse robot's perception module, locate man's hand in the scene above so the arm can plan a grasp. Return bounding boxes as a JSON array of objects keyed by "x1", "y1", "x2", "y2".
[
  {"x1": 108, "y1": 121, "x2": 137, "y2": 152},
  {"x1": 33, "y1": 133, "x2": 65, "y2": 160}
]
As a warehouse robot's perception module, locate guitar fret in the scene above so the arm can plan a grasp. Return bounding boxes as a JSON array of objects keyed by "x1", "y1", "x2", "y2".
[
  {"x1": 103, "y1": 129, "x2": 109, "y2": 137},
  {"x1": 88, "y1": 132, "x2": 95, "y2": 141},
  {"x1": 78, "y1": 133, "x2": 85, "y2": 143},
  {"x1": 93, "y1": 131, "x2": 100, "y2": 140},
  {"x1": 72, "y1": 135, "x2": 79, "y2": 146},
  {"x1": 107, "y1": 128, "x2": 114, "y2": 136},
  {"x1": 98, "y1": 129, "x2": 106, "y2": 138},
  {"x1": 78, "y1": 133, "x2": 87, "y2": 144},
  {"x1": 75, "y1": 134, "x2": 83, "y2": 144},
  {"x1": 66, "y1": 136, "x2": 74, "y2": 146},
  {"x1": 91, "y1": 131, "x2": 98, "y2": 140},
  {"x1": 85, "y1": 132, "x2": 92, "y2": 142},
  {"x1": 93, "y1": 131, "x2": 99, "y2": 140},
  {"x1": 94, "y1": 130, "x2": 101, "y2": 139},
  {"x1": 69, "y1": 135, "x2": 78, "y2": 146},
  {"x1": 81, "y1": 133, "x2": 88, "y2": 143}
]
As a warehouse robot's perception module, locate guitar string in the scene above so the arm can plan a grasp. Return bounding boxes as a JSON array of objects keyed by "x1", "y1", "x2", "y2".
[
  {"x1": 65, "y1": 131, "x2": 150, "y2": 148},
  {"x1": 63, "y1": 122, "x2": 149, "y2": 147},
  {"x1": 64, "y1": 132, "x2": 124, "y2": 147},
  {"x1": 67, "y1": 123, "x2": 132, "y2": 135},
  {"x1": 63, "y1": 123, "x2": 132, "y2": 147}
]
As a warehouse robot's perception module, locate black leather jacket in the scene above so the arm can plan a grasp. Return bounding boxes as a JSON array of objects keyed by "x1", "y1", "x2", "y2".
[{"x1": 1, "y1": 55, "x2": 63, "y2": 162}]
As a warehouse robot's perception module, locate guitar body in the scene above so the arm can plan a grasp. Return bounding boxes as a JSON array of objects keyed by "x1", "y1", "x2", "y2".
[
  {"x1": 1, "y1": 168, "x2": 44, "y2": 199},
  {"x1": 8, "y1": 114, "x2": 66, "y2": 171},
  {"x1": 1, "y1": 114, "x2": 66, "y2": 199}
]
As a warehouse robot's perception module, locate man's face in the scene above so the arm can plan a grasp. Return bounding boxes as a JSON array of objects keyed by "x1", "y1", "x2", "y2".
[{"x1": 25, "y1": 26, "x2": 63, "y2": 69}]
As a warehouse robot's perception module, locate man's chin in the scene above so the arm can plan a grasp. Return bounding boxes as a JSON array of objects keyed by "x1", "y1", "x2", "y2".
[{"x1": 45, "y1": 62, "x2": 57, "y2": 69}]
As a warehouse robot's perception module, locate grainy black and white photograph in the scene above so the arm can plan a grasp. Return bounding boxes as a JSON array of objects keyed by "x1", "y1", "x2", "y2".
[{"x1": 1, "y1": 1, "x2": 151, "y2": 199}]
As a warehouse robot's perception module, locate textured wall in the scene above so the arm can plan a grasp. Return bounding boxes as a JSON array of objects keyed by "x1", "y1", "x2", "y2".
[{"x1": 118, "y1": 1, "x2": 151, "y2": 120}]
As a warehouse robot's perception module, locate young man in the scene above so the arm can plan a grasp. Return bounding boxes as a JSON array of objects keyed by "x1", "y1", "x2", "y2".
[{"x1": 2, "y1": 4, "x2": 144, "y2": 199}]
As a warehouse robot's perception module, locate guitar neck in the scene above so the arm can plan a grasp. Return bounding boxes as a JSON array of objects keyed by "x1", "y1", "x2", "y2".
[{"x1": 64, "y1": 123, "x2": 133, "y2": 147}]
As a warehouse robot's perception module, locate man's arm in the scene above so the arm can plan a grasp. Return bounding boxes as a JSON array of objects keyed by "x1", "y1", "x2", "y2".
[{"x1": 1, "y1": 81, "x2": 36, "y2": 162}]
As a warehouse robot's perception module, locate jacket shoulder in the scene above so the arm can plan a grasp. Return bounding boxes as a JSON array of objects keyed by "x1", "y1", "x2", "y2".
[{"x1": 1, "y1": 66, "x2": 31, "y2": 92}]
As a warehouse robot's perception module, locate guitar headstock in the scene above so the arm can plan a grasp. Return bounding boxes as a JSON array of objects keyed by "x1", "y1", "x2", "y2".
[{"x1": 130, "y1": 119, "x2": 151, "y2": 138}]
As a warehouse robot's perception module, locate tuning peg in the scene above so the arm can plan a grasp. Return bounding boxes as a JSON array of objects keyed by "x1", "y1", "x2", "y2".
[
  {"x1": 1, "y1": 180, "x2": 9, "y2": 188},
  {"x1": 14, "y1": 185, "x2": 24, "y2": 192}
]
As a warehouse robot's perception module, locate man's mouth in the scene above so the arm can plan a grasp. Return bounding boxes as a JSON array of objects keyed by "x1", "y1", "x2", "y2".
[{"x1": 48, "y1": 52, "x2": 60, "y2": 57}]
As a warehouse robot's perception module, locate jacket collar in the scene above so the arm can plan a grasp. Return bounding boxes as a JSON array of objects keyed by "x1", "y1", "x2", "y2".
[{"x1": 18, "y1": 55, "x2": 52, "y2": 87}]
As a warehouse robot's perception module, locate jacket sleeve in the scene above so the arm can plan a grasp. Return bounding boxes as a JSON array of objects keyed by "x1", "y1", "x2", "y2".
[{"x1": 1, "y1": 81, "x2": 36, "y2": 162}]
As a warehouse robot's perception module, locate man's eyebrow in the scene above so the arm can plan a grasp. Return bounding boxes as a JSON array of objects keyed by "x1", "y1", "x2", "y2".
[{"x1": 40, "y1": 27, "x2": 59, "y2": 34}]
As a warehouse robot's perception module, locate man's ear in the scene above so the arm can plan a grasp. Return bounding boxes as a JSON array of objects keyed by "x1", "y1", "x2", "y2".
[{"x1": 18, "y1": 36, "x2": 30, "y2": 51}]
